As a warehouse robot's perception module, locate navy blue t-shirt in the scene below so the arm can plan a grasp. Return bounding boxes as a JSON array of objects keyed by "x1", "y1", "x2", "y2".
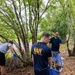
[
  {"x1": 31, "y1": 42, "x2": 52, "y2": 75},
  {"x1": 50, "y1": 37, "x2": 62, "y2": 51}
]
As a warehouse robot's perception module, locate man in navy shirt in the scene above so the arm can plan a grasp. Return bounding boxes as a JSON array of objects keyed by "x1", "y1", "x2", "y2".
[
  {"x1": 50, "y1": 32, "x2": 62, "y2": 53},
  {"x1": 49, "y1": 32, "x2": 62, "y2": 70},
  {"x1": 31, "y1": 32, "x2": 52, "y2": 75}
]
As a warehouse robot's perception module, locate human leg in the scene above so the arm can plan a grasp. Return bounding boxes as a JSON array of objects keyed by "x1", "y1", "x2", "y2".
[{"x1": 0, "y1": 66, "x2": 6, "y2": 75}]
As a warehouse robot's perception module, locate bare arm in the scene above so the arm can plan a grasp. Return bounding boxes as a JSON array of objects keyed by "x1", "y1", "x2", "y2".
[
  {"x1": 59, "y1": 44, "x2": 62, "y2": 51},
  {"x1": 48, "y1": 57, "x2": 52, "y2": 67},
  {"x1": 8, "y1": 44, "x2": 15, "y2": 53},
  {"x1": 9, "y1": 46, "x2": 15, "y2": 53},
  {"x1": 48, "y1": 38, "x2": 52, "y2": 46},
  {"x1": 31, "y1": 55, "x2": 34, "y2": 65}
]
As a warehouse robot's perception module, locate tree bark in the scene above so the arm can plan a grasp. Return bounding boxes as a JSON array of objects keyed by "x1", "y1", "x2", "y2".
[
  {"x1": 73, "y1": 41, "x2": 75, "y2": 56},
  {"x1": 32, "y1": 32, "x2": 37, "y2": 44}
]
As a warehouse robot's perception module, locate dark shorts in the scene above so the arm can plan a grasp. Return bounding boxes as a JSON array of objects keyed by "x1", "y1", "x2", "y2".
[{"x1": 0, "y1": 52, "x2": 5, "y2": 66}]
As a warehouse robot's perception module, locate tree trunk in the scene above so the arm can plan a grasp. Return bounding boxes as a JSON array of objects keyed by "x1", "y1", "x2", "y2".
[
  {"x1": 62, "y1": 37, "x2": 66, "y2": 43},
  {"x1": 32, "y1": 32, "x2": 37, "y2": 44},
  {"x1": 66, "y1": 40, "x2": 72, "y2": 56},
  {"x1": 17, "y1": 37, "x2": 26, "y2": 60},
  {"x1": 66, "y1": 40, "x2": 75, "y2": 56},
  {"x1": 73, "y1": 41, "x2": 75, "y2": 56}
]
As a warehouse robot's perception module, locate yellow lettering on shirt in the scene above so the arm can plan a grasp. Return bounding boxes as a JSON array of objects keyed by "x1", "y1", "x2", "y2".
[{"x1": 34, "y1": 47, "x2": 42, "y2": 55}]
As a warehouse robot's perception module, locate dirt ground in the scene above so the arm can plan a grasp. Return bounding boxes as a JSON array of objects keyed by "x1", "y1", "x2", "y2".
[{"x1": 6, "y1": 51, "x2": 75, "y2": 75}]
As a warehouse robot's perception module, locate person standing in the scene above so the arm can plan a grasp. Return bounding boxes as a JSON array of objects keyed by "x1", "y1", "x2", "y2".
[
  {"x1": 0, "y1": 41, "x2": 16, "y2": 75},
  {"x1": 50, "y1": 32, "x2": 62, "y2": 54},
  {"x1": 49, "y1": 32, "x2": 62, "y2": 69},
  {"x1": 31, "y1": 32, "x2": 52, "y2": 75}
]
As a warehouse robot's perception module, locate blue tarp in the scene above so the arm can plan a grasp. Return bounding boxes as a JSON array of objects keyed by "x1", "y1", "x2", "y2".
[
  {"x1": 52, "y1": 52, "x2": 62, "y2": 62},
  {"x1": 50, "y1": 53, "x2": 63, "y2": 75},
  {"x1": 56, "y1": 53, "x2": 63, "y2": 63},
  {"x1": 50, "y1": 69, "x2": 60, "y2": 75}
]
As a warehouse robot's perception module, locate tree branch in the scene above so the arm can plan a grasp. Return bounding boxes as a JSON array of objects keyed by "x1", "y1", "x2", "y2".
[
  {"x1": 0, "y1": 35, "x2": 8, "y2": 41},
  {"x1": 39, "y1": 0, "x2": 51, "y2": 18}
]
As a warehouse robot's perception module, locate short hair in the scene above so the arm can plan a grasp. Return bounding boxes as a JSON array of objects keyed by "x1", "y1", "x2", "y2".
[
  {"x1": 55, "y1": 32, "x2": 59, "y2": 35},
  {"x1": 55, "y1": 31, "x2": 59, "y2": 33},
  {"x1": 8, "y1": 41, "x2": 13, "y2": 44},
  {"x1": 41, "y1": 32, "x2": 50, "y2": 38}
]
